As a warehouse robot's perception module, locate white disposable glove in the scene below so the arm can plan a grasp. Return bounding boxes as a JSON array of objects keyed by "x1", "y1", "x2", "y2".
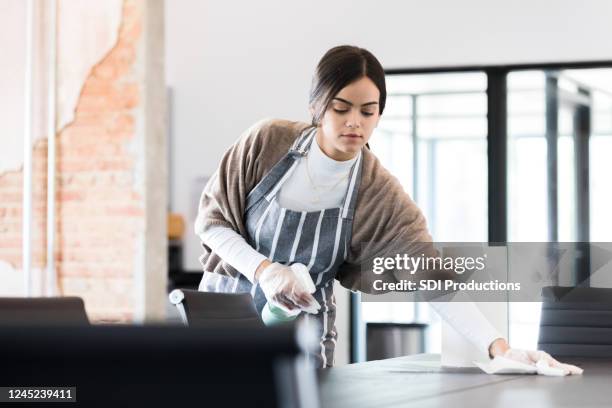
[
  {"x1": 258, "y1": 262, "x2": 321, "y2": 314},
  {"x1": 503, "y1": 349, "x2": 584, "y2": 375}
]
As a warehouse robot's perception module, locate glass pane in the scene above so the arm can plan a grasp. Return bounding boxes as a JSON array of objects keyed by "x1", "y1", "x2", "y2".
[
  {"x1": 507, "y1": 71, "x2": 547, "y2": 349},
  {"x1": 507, "y1": 70, "x2": 548, "y2": 242},
  {"x1": 508, "y1": 68, "x2": 612, "y2": 349},
  {"x1": 432, "y1": 140, "x2": 487, "y2": 241},
  {"x1": 365, "y1": 72, "x2": 488, "y2": 354},
  {"x1": 557, "y1": 132, "x2": 577, "y2": 242},
  {"x1": 508, "y1": 137, "x2": 548, "y2": 241},
  {"x1": 591, "y1": 135, "x2": 612, "y2": 241}
]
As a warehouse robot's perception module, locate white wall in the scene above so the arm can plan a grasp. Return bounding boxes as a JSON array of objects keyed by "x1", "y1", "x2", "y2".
[
  {"x1": 165, "y1": 0, "x2": 612, "y2": 366},
  {"x1": 0, "y1": 0, "x2": 26, "y2": 172}
]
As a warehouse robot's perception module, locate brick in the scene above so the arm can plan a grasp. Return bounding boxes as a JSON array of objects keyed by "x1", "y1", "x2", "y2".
[
  {"x1": 0, "y1": 238, "x2": 23, "y2": 248},
  {"x1": 57, "y1": 190, "x2": 86, "y2": 201},
  {"x1": 0, "y1": 193, "x2": 23, "y2": 202}
]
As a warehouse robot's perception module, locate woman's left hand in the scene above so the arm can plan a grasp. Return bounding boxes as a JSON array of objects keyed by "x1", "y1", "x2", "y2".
[{"x1": 489, "y1": 338, "x2": 583, "y2": 375}]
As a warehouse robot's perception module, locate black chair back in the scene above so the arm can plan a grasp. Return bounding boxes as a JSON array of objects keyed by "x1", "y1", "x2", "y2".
[
  {"x1": 538, "y1": 286, "x2": 612, "y2": 357},
  {"x1": 0, "y1": 296, "x2": 89, "y2": 326},
  {"x1": 169, "y1": 289, "x2": 264, "y2": 328},
  {"x1": 0, "y1": 325, "x2": 317, "y2": 407}
]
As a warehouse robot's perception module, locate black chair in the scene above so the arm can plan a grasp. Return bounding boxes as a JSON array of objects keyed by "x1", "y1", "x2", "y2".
[
  {"x1": 538, "y1": 286, "x2": 612, "y2": 357},
  {"x1": 0, "y1": 296, "x2": 89, "y2": 326},
  {"x1": 0, "y1": 325, "x2": 319, "y2": 407},
  {"x1": 169, "y1": 289, "x2": 264, "y2": 328}
]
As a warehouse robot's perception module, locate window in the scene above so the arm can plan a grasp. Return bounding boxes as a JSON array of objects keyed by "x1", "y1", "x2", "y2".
[
  {"x1": 353, "y1": 64, "x2": 612, "y2": 361},
  {"x1": 363, "y1": 72, "x2": 488, "y2": 354}
]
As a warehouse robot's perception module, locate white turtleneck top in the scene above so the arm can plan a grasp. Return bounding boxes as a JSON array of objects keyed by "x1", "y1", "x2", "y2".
[{"x1": 277, "y1": 135, "x2": 358, "y2": 211}]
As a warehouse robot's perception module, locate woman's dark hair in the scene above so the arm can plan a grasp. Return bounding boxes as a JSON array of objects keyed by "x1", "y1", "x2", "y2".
[{"x1": 309, "y1": 45, "x2": 386, "y2": 127}]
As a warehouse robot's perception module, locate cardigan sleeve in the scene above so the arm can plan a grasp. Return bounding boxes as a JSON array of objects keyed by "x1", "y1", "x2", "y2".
[
  {"x1": 193, "y1": 119, "x2": 270, "y2": 277},
  {"x1": 336, "y1": 151, "x2": 455, "y2": 294}
]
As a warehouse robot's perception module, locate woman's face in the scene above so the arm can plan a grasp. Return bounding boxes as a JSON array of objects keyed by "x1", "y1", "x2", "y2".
[{"x1": 314, "y1": 76, "x2": 381, "y2": 161}]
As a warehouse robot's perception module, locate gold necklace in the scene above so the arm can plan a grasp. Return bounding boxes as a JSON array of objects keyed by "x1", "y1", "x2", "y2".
[{"x1": 304, "y1": 153, "x2": 351, "y2": 203}]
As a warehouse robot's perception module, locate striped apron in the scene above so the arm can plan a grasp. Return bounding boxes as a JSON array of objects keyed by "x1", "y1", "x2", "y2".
[{"x1": 199, "y1": 127, "x2": 363, "y2": 368}]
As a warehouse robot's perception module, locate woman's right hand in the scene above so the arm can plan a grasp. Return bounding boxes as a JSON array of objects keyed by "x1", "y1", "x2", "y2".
[{"x1": 257, "y1": 262, "x2": 318, "y2": 312}]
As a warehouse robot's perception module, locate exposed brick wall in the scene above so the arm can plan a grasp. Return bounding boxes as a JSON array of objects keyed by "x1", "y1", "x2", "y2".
[
  {"x1": 0, "y1": 0, "x2": 145, "y2": 323},
  {"x1": 56, "y1": 0, "x2": 143, "y2": 322}
]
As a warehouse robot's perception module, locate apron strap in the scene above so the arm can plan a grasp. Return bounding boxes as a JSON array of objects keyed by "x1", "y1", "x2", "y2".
[
  {"x1": 245, "y1": 127, "x2": 316, "y2": 211},
  {"x1": 290, "y1": 126, "x2": 317, "y2": 154},
  {"x1": 340, "y1": 151, "x2": 363, "y2": 220}
]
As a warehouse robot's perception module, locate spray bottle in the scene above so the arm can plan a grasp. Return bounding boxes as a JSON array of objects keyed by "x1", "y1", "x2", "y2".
[{"x1": 261, "y1": 263, "x2": 320, "y2": 326}]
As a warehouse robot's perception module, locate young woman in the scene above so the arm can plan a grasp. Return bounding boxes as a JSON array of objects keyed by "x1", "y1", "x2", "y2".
[{"x1": 194, "y1": 45, "x2": 583, "y2": 373}]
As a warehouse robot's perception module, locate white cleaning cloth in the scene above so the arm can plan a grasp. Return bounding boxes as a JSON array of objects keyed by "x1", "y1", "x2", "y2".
[
  {"x1": 474, "y1": 355, "x2": 577, "y2": 376},
  {"x1": 268, "y1": 263, "x2": 321, "y2": 316},
  {"x1": 289, "y1": 263, "x2": 321, "y2": 314}
]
